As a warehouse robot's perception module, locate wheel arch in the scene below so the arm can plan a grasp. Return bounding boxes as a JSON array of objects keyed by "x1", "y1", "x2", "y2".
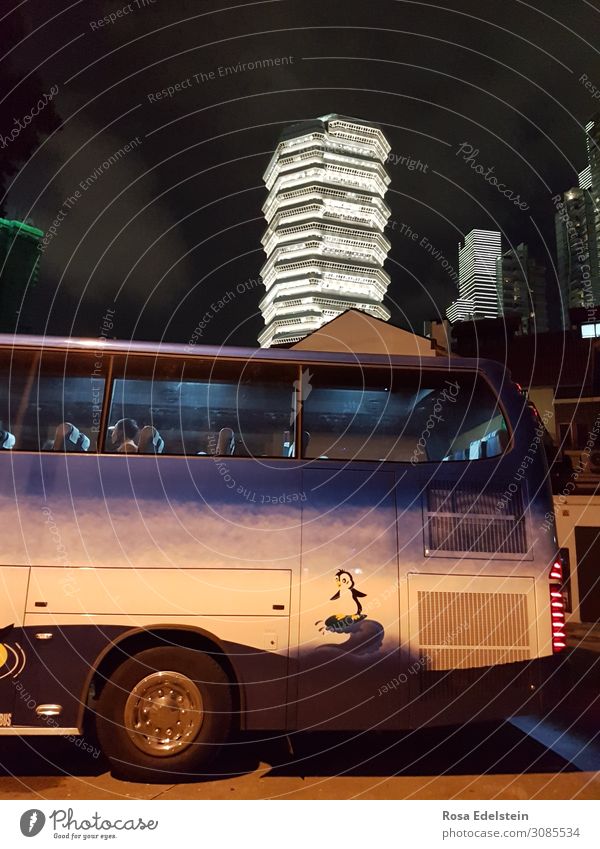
[{"x1": 78, "y1": 624, "x2": 243, "y2": 730}]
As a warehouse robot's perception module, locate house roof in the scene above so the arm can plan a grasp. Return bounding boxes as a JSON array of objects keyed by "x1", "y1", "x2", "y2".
[{"x1": 290, "y1": 310, "x2": 442, "y2": 357}]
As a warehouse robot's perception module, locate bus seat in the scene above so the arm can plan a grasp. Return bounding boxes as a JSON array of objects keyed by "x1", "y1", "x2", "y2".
[
  {"x1": 137, "y1": 425, "x2": 164, "y2": 454},
  {"x1": 0, "y1": 429, "x2": 15, "y2": 449},
  {"x1": 214, "y1": 427, "x2": 235, "y2": 456},
  {"x1": 53, "y1": 422, "x2": 90, "y2": 452},
  {"x1": 498, "y1": 427, "x2": 509, "y2": 451},
  {"x1": 483, "y1": 428, "x2": 509, "y2": 458},
  {"x1": 468, "y1": 440, "x2": 482, "y2": 460},
  {"x1": 301, "y1": 430, "x2": 310, "y2": 455},
  {"x1": 282, "y1": 430, "x2": 292, "y2": 457}
]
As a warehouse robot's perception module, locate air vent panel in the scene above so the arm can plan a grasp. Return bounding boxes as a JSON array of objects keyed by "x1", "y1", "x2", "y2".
[{"x1": 425, "y1": 481, "x2": 528, "y2": 556}]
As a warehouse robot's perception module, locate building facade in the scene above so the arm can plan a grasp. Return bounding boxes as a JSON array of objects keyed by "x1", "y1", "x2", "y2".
[
  {"x1": 446, "y1": 229, "x2": 502, "y2": 323},
  {"x1": 554, "y1": 116, "x2": 600, "y2": 328},
  {"x1": 554, "y1": 187, "x2": 600, "y2": 325},
  {"x1": 258, "y1": 115, "x2": 392, "y2": 347},
  {"x1": 496, "y1": 242, "x2": 549, "y2": 333},
  {"x1": 0, "y1": 217, "x2": 43, "y2": 334},
  {"x1": 585, "y1": 115, "x2": 600, "y2": 256}
]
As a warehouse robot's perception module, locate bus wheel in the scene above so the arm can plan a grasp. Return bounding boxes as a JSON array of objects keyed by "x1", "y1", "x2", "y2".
[{"x1": 95, "y1": 646, "x2": 232, "y2": 781}]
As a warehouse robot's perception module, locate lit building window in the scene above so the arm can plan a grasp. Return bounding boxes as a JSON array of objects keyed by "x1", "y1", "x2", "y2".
[{"x1": 580, "y1": 322, "x2": 600, "y2": 338}]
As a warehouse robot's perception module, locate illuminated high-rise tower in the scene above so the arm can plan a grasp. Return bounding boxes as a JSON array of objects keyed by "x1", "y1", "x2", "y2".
[
  {"x1": 446, "y1": 229, "x2": 502, "y2": 322},
  {"x1": 258, "y1": 114, "x2": 392, "y2": 347}
]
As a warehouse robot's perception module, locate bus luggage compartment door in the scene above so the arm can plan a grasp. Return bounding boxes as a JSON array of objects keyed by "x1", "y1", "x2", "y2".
[
  {"x1": 406, "y1": 573, "x2": 539, "y2": 727},
  {"x1": 296, "y1": 468, "x2": 403, "y2": 731}
]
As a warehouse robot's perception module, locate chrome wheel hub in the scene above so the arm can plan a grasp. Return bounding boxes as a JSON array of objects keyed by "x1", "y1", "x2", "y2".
[{"x1": 124, "y1": 671, "x2": 204, "y2": 756}]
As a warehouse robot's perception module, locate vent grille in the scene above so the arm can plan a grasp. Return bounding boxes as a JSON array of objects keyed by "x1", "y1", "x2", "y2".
[
  {"x1": 417, "y1": 589, "x2": 531, "y2": 671},
  {"x1": 425, "y1": 482, "x2": 527, "y2": 555},
  {"x1": 425, "y1": 648, "x2": 530, "y2": 670}
]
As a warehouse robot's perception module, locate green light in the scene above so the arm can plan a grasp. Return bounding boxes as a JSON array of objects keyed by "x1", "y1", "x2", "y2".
[{"x1": 0, "y1": 217, "x2": 44, "y2": 238}]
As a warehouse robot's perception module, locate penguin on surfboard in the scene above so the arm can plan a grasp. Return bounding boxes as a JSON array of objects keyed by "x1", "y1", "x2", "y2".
[
  {"x1": 330, "y1": 569, "x2": 367, "y2": 617},
  {"x1": 316, "y1": 570, "x2": 368, "y2": 634}
]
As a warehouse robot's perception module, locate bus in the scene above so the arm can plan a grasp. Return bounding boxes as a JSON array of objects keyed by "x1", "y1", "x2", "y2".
[{"x1": 0, "y1": 334, "x2": 565, "y2": 780}]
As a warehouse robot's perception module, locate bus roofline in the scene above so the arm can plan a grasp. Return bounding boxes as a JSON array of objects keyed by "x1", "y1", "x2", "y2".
[{"x1": 0, "y1": 333, "x2": 510, "y2": 381}]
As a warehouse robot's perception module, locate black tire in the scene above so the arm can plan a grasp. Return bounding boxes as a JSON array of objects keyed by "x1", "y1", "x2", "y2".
[{"x1": 95, "y1": 646, "x2": 232, "y2": 782}]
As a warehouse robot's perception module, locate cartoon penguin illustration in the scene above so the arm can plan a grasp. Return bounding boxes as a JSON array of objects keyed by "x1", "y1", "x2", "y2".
[
  {"x1": 315, "y1": 572, "x2": 384, "y2": 650},
  {"x1": 316, "y1": 570, "x2": 368, "y2": 635},
  {"x1": 330, "y1": 570, "x2": 367, "y2": 617}
]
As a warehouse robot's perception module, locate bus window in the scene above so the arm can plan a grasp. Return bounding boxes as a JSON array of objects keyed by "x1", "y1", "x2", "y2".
[
  {"x1": 105, "y1": 355, "x2": 298, "y2": 458},
  {"x1": 0, "y1": 348, "x2": 106, "y2": 451},
  {"x1": 300, "y1": 366, "x2": 508, "y2": 462}
]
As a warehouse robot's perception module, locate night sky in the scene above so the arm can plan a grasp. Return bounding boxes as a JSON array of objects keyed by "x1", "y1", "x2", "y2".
[{"x1": 1, "y1": 0, "x2": 599, "y2": 347}]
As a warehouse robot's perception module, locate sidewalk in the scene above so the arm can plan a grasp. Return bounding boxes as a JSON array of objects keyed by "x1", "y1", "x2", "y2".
[
  {"x1": 566, "y1": 621, "x2": 600, "y2": 654},
  {"x1": 542, "y1": 626, "x2": 600, "y2": 744}
]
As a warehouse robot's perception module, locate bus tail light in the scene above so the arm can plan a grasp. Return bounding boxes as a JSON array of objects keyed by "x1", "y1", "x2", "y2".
[
  {"x1": 550, "y1": 556, "x2": 566, "y2": 653},
  {"x1": 549, "y1": 558, "x2": 563, "y2": 581}
]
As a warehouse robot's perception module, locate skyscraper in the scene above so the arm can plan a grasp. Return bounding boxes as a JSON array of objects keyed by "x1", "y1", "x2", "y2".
[
  {"x1": 554, "y1": 187, "x2": 600, "y2": 324},
  {"x1": 258, "y1": 114, "x2": 392, "y2": 347},
  {"x1": 496, "y1": 242, "x2": 548, "y2": 333},
  {"x1": 553, "y1": 117, "x2": 600, "y2": 329},
  {"x1": 585, "y1": 116, "x2": 600, "y2": 269},
  {"x1": 0, "y1": 217, "x2": 43, "y2": 333},
  {"x1": 446, "y1": 229, "x2": 502, "y2": 323}
]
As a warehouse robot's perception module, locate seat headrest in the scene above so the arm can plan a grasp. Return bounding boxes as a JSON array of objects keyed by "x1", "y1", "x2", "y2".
[
  {"x1": 53, "y1": 423, "x2": 90, "y2": 452},
  {"x1": 215, "y1": 427, "x2": 235, "y2": 456},
  {"x1": 0, "y1": 429, "x2": 15, "y2": 449},
  {"x1": 138, "y1": 425, "x2": 164, "y2": 454},
  {"x1": 468, "y1": 440, "x2": 482, "y2": 460}
]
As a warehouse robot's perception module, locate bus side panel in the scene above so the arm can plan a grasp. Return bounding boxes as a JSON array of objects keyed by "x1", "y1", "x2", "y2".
[
  {"x1": 11, "y1": 624, "x2": 125, "y2": 729},
  {"x1": 16, "y1": 617, "x2": 292, "y2": 730},
  {"x1": 296, "y1": 468, "x2": 403, "y2": 731},
  {"x1": 22, "y1": 567, "x2": 292, "y2": 730},
  {"x1": 0, "y1": 453, "x2": 302, "y2": 731},
  {"x1": 0, "y1": 453, "x2": 302, "y2": 571}
]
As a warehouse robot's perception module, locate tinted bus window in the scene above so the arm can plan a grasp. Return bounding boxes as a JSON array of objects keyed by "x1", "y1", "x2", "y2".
[
  {"x1": 105, "y1": 355, "x2": 298, "y2": 458},
  {"x1": 301, "y1": 366, "x2": 508, "y2": 462},
  {"x1": 0, "y1": 348, "x2": 106, "y2": 451}
]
